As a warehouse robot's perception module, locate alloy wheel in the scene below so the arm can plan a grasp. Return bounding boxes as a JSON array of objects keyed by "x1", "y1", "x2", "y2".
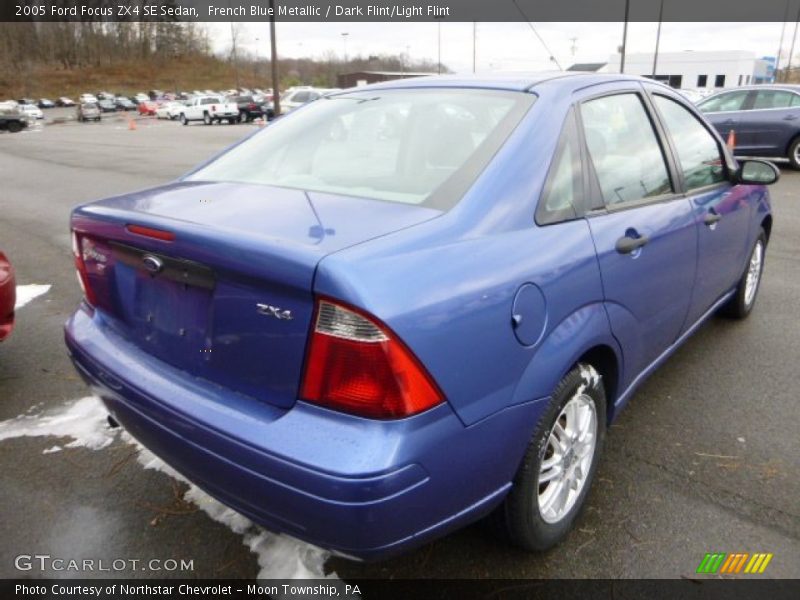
[
  {"x1": 744, "y1": 240, "x2": 763, "y2": 308},
  {"x1": 538, "y1": 393, "x2": 597, "y2": 524}
]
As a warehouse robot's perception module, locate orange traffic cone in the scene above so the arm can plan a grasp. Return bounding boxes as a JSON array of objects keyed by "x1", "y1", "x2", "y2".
[
  {"x1": 726, "y1": 129, "x2": 736, "y2": 151},
  {"x1": 128, "y1": 115, "x2": 137, "y2": 131}
]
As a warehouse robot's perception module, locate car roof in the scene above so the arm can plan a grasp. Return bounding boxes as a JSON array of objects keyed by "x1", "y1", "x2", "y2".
[
  {"x1": 340, "y1": 72, "x2": 656, "y2": 94},
  {"x1": 704, "y1": 83, "x2": 800, "y2": 96}
]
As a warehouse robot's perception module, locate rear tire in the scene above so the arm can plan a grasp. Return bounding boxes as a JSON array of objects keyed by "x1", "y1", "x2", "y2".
[
  {"x1": 8, "y1": 121, "x2": 22, "y2": 133},
  {"x1": 203, "y1": 112, "x2": 212, "y2": 126},
  {"x1": 180, "y1": 114, "x2": 188, "y2": 126},
  {"x1": 490, "y1": 364, "x2": 606, "y2": 551},
  {"x1": 788, "y1": 138, "x2": 800, "y2": 170},
  {"x1": 720, "y1": 229, "x2": 767, "y2": 319}
]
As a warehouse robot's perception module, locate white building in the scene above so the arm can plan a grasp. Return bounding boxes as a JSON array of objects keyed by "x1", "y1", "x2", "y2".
[{"x1": 603, "y1": 50, "x2": 773, "y2": 90}]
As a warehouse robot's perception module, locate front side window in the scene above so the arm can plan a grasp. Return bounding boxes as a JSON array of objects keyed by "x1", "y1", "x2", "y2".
[
  {"x1": 752, "y1": 90, "x2": 800, "y2": 109},
  {"x1": 654, "y1": 95, "x2": 726, "y2": 191},
  {"x1": 187, "y1": 89, "x2": 535, "y2": 209},
  {"x1": 697, "y1": 90, "x2": 749, "y2": 113},
  {"x1": 580, "y1": 93, "x2": 672, "y2": 207}
]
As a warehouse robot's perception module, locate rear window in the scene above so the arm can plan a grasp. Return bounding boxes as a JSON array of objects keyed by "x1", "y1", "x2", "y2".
[{"x1": 186, "y1": 89, "x2": 534, "y2": 209}]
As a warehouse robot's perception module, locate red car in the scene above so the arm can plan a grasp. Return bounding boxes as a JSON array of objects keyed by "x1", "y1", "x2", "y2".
[
  {"x1": 0, "y1": 252, "x2": 15, "y2": 341},
  {"x1": 137, "y1": 101, "x2": 157, "y2": 116}
]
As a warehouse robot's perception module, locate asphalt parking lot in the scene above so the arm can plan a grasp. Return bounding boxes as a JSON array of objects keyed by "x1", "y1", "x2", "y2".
[{"x1": 0, "y1": 110, "x2": 798, "y2": 580}]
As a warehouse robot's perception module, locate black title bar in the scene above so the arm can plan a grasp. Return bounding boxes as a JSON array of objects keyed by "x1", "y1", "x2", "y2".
[{"x1": 5, "y1": 0, "x2": 800, "y2": 22}]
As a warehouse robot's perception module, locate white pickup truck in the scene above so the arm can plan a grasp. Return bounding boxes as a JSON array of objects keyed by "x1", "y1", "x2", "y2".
[{"x1": 179, "y1": 96, "x2": 239, "y2": 125}]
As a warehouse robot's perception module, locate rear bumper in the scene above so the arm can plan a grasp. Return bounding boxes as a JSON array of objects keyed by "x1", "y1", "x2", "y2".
[{"x1": 65, "y1": 306, "x2": 544, "y2": 560}]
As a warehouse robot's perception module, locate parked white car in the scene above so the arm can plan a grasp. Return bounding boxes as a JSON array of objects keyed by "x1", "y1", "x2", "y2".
[
  {"x1": 178, "y1": 96, "x2": 239, "y2": 125},
  {"x1": 280, "y1": 87, "x2": 324, "y2": 112},
  {"x1": 19, "y1": 104, "x2": 44, "y2": 120},
  {"x1": 155, "y1": 101, "x2": 185, "y2": 120},
  {"x1": 79, "y1": 93, "x2": 98, "y2": 104}
]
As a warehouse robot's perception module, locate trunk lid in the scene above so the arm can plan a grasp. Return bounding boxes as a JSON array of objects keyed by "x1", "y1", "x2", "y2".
[{"x1": 72, "y1": 181, "x2": 439, "y2": 408}]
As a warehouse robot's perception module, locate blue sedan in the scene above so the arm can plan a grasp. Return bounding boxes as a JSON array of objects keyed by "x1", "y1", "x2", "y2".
[
  {"x1": 698, "y1": 84, "x2": 800, "y2": 168},
  {"x1": 65, "y1": 73, "x2": 777, "y2": 560}
]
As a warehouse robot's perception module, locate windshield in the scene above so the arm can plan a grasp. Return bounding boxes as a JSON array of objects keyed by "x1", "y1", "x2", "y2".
[{"x1": 186, "y1": 89, "x2": 534, "y2": 209}]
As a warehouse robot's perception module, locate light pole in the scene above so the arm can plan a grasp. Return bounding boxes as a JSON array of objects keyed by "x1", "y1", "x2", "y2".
[
  {"x1": 341, "y1": 32, "x2": 349, "y2": 65},
  {"x1": 472, "y1": 22, "x2": 477, "y2": 73},
  {"x1": 775, "y1": 0, "x2": 790, "y2": 82},
  {"x1": 788, "y1": 3, "x2": 800, "y2": 81},
  {"x1": 652, "y1": 0, "x2": 664, "y2": 77},
  {"x1": 620, "y1": 0, "x2": 630, "y2": 74},
  {"x1": 436, "y1": 18, "x2": 443, "y2": 74},
  {"x1": 269, "y1": 0, "x2": 280, "y2": 116}
]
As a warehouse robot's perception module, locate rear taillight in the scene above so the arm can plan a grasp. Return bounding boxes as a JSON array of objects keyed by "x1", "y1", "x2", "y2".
[
  {"x1": 72, "y1": 232, "x2": 113, "y2": 309},
  {"x1": 211, "y1": 105, "x2": 217, "y2": 112},
  {"x1": 300, "y1": 298, "x2": 444, "y2": 419}
]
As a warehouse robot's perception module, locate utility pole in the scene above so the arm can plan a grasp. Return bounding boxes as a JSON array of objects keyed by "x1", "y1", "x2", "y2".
[
  {"x1": 775, "y1": 0, "x2": 790, "y2": 82},
  {"x1": 472, "y1": 22, "x2": 477, "y2": 73},
  {"x1": 652, "y1": 0, "x2": 664, "y2": 77},
  {"x1": 269, "y1": 0, "x2": 280, "y2": 116},
  {"x1": 230, "y1": 21, "x2": 240, "y2": 89},
  {"x1": 341, "y1": 32, "x2": 349, "y2": 64},
  {"x1": 788, "y1": 2, "x2": 800, "y2": 81},
  {"x1": 620, "y1": 0, "x2": 630, "y2": 73},
  {"x1": 437, "y1": 19, "x2": 442, "y2": 74}
]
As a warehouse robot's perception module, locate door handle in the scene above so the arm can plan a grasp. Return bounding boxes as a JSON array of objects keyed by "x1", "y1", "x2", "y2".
[
  {"x1": 615, "y1": 233, "x2": 650, "y2": 254},
  {"x1": 783, "y1": 114, "x2": 799, "y2": 121},
  {"x1": 703, "y1": 211, "x2": 722, "y2": 226},
  {"x1": 722, "y1": 118, "x2": 736, "y2": 125}
]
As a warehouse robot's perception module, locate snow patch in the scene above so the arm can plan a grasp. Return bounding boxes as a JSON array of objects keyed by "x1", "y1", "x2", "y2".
[
  {"x1": 579, "y1": 363, "x2": 602, "y2": 390},
  {"x1": 0, "y1": 396, "x2": 341, "y2": 582},
  {"x1": 14, "y1": 284, "x2": 51, "y2": 309},
  {"x1": 127, "y1": 434, "x2": 336, "y2": 580},
  {"x1": 0, "y1": 396, "x2": 117, "y2": 450}
]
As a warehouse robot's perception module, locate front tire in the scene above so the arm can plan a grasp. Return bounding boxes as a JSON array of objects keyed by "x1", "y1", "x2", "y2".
[
  {"x1": 788, "y1": 137, "x2": 800, "y2": 170},
  {"x1": 492, "y1": 364, "x2": 606, "y2": 551},
  {"x1": 180, "y1": 113, "x2": 188, "y2": 126},
  {"x1": 720, "y1": 229, "x2": 767, "y2": 319}
]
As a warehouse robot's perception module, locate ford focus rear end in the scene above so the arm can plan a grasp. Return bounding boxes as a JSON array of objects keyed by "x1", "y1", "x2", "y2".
[{"x1": 64, "y1": 85, "x2": 540, "y2": 559}]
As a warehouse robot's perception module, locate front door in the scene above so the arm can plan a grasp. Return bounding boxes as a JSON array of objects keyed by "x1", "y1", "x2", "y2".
[{"x1": 649, "y1": 92, "x2": 754, "y2": 324}]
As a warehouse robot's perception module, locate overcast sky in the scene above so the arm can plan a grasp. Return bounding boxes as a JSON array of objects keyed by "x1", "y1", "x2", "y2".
[{"x1": 208, "y1": 22, "x2": 792, "y2": 72}]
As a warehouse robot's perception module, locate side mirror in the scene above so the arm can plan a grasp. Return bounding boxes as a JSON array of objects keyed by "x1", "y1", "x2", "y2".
[{"x1": 736, "y1": 159, "x2": 780, "y2": 185}]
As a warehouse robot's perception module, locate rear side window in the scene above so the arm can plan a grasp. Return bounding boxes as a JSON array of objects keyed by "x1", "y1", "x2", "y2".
[
  {"x1": 654, "y1": 95, "x2": 726, "y2": 191},
  {"x1": 697, "y1": 91, "x2": 749, "y2": 113},
  {"x1": 752, "y1": 90, "x2": 800, "y2": 109},
  {"x1": 580, "y1": 93, "x2": 672, "y2": 207},
  {"x1": 536, "y1": 110, "x2": 582, "y2": 225}
]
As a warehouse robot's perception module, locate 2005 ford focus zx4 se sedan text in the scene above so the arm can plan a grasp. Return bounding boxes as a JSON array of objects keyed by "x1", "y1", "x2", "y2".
[{"x1": 65, "y1": 73, "x2": 777, "y2": 560}]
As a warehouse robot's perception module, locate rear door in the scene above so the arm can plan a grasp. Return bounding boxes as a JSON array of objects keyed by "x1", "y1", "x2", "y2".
[
  {"x1": 697, "y1": 89, "x2": 756, "y2": 153},
  {"x1": 579, "y1": 88, "x2": 698, "y2": 378},
  {"x1": 648, "y1": 89, "x2": 752, "y2": 325}
]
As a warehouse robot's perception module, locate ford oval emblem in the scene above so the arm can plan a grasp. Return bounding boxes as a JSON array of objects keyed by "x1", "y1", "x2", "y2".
[{"x1": 142, "y1": 255, "x2": 163, "y2": 274}]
